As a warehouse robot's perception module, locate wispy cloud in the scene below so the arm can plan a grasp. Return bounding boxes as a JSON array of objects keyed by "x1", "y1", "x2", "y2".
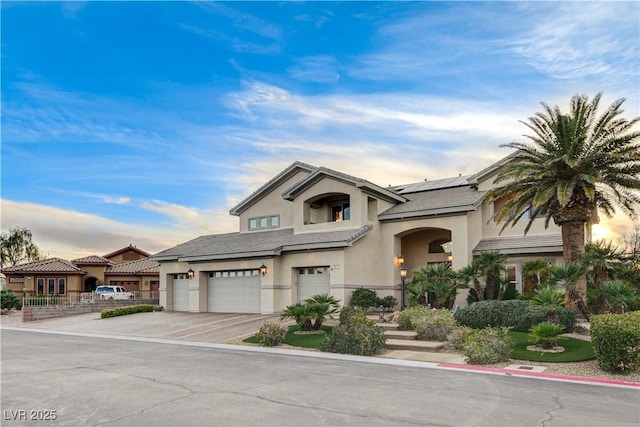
[{"x1": 506, "y1": 2, "x2": 639, "y2": 82}]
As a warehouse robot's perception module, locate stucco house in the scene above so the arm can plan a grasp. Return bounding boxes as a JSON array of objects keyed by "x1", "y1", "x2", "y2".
[
  {"x1": 152, "y1": 154, "x2": 565, "y2": 314},
  {"x1": 2, "y1": 245, "x2": 159, "y2": 298}
]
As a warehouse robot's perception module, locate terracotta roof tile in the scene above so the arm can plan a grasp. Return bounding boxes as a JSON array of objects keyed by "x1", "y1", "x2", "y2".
[
  {"x1": 473, "y1": 234, "x2": 563, "y2": 255},
  {"x1": 72, "y1": 255, "x2": 115, "y2": 265},
  {"x1": 2, "y1": 258, "x2": 85, "y2": 274},
  {"x1": 106, "y1": 258, "x2": 159, "y2": 275}
]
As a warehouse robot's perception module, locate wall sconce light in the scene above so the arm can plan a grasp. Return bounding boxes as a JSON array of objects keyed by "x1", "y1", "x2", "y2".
[
  {"x1": 447, "y1": 254, "x2": 453, "y2": 263},
  {"x1": 187, "y1": 268, "x2": 195, "y2": 279},
  {"x1": 395, "y1": 255, "x2": 405, "y2": 266},
  {"x1": 260, "y1": 264, "x2": 268, "y2": 276}
]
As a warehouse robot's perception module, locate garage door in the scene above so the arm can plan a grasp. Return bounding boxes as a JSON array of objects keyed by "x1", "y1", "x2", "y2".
[
  {"x1": 297, "y1": 266, "x2": 330, "y2": 302},
  {"x1": 172, "y1": 276, "x2": 190, "y2": 311},
  {"x1": 207, "y1": 270, "x2": 261, "y2": 313}
]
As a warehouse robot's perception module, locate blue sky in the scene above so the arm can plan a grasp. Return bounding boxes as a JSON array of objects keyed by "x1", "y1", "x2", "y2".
[{"x1": 1, "y1": 1, "x2": 639, "y2": 260}]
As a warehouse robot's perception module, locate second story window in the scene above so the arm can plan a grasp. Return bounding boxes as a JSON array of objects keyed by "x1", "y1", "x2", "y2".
[
  {"x1": 249, "y1": 215, "x2": 280, "y2": 231},
  {"x1": 330, "y1": 201, "x2": 350, "y2": 222}
]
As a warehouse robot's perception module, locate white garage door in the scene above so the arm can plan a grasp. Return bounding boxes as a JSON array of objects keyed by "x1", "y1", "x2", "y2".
[
  {"x1": 297, "y1": 266, "x2": 330, "y2": 302},
  {"x1": 207, "y1": 270, "x2": 261, "y2": 313},
  {"x1": 172, "y1": 276, "x2": 191, "y2": 312}
]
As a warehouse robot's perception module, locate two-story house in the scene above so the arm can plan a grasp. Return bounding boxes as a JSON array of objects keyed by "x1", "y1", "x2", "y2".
[{"x1": 152, "y1": 154, "x2": 565, "y2": 314}]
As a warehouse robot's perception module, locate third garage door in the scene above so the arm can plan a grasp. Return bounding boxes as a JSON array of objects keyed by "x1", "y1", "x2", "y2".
[
  {"x1": 297, "y1": 266, "x2": 330, "y2": 302},
  {"x1": 207, "y1": 270, "x2": 261, "y2": 313}
]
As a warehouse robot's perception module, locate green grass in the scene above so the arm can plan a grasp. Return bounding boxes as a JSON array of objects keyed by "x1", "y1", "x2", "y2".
[
  {"x1": 244, "y1": 325, "x2": 332, "y2": 348},
  {"x1": 509, "y1": 331, "x2": 595, "y2": 363}
]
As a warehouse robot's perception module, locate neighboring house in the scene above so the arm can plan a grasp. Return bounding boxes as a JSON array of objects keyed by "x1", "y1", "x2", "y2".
[
  {"x1": 2, "y1": 244, "x2": 159, "y2": 298},
  {"x1": 152, "y1": 155, "x2": 565, "y2": 314}
]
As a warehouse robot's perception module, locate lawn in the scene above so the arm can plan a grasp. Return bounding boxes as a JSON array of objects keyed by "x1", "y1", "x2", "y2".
[
  {"x1": 244, "y1": 325, "x2": 332, "y2": 348},
  {"x1": 509, "y1": 331, "x2": 595, "y2": 363}
]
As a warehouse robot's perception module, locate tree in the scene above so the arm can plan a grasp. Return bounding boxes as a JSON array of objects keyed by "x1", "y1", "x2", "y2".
[
  {"x1": 485, "y1": 93, "x2": 640, "y2": 313},
  {"x1": 581, "y1": 241, "x2": 627, "y2": 314},
  {"x1": 475, "y1": 250, "x2": 507, "y2": 300},
  {"x1": 1, "y1": 227, "x2": 44, "y2": 270},
  {"x1": 521, "y1": 259, "x2": 550, "y2": 295}
]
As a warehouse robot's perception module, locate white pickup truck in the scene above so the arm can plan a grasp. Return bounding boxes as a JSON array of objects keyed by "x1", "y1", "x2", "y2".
[{"x1": 95, "y1": 285, "x2": 134, "y2": 300}]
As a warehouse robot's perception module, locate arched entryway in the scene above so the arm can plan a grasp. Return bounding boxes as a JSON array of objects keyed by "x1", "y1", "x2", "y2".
[
  {"x1": 83, "y1": 277, "x2": 99, "y2": 292},
  {"x1": 396, "y1": 227, "x2": 453, "y2": 307}
]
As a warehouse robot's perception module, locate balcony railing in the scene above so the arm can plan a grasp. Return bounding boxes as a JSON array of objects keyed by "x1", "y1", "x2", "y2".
[{"x1": 23, "y1": 291, "x2": 160, "y2": 306}]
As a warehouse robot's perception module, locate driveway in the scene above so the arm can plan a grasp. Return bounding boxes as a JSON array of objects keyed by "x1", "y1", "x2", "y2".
[{"x1": 2, "y1": 311, "x2": 281, "y2": 344}]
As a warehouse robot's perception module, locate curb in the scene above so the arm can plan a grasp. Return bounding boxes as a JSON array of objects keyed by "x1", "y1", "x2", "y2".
[{"x1": 436, "y1": 363, "x2": 640, "y2": 389}]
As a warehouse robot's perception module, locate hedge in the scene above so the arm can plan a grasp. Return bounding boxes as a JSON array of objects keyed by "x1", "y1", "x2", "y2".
[
  {"x1": 101, "y1": 305, "x2": 162, "y2": 318},
  {"x1": 590, "y1": 312, "x2": 640, "y2": 373}
]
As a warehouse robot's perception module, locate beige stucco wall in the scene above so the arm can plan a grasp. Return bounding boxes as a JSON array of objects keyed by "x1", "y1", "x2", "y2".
[{"x1": 237, "y1": 170, "x2": 310, "y2": 232}]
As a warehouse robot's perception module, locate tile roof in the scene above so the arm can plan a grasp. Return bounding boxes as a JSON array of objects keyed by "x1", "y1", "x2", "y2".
[
  {"x1": 473, "y1": 234, "x2": 563, "y2": 255},
  {"x1": 106, "y1": 258, "x2": 159, "y2": 275},
  {"x1": 282, "y1": 167, "x2": 406, "y2": 204},
  {"x1": 72, "y1": 255, "x2": 115, "y2": 265},
  {"x1": 152, "y1": 226, "x2": 373, "y2": 262},
  {"x1": 2, "y1": 258, "x2": 86, "y2": 274},
  {"x1": 103, "y1": 244, "x2": 151, "y2": 259},
  {"x1": 379, "y1": 186, "x2": 485, "y2": 220}
]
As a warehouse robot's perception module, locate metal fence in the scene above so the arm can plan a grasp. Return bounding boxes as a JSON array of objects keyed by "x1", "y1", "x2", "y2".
[{"x1": 23, "y1": 291, "x2": 160, "y2": 306}]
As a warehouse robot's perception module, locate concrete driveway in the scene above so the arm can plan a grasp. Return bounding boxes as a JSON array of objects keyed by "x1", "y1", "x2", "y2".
[{"x1": 2, "y1": 311, "x2": 281, "y2": 344}]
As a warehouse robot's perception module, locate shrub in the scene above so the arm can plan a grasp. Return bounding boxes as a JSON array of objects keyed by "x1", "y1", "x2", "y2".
[
  {"x1": 454, "y1": 299, "x2": 575, "y2": 332},
  {"x1": 1, "y1": 289, "x2": 22, "y2": 310},
  {"x1": 338, "y1": 306, "x2": 365, "y2": 325},
  {"x1": 397, "y1": 305, "x2": 432, "y2": 330},
  {"x1": 591, "y1": 312, "x2": 640, "y2": 373},
  {"x1": 445, "y1": 326, "x2": 472, "y2": 351},
  {"x1": 528, "y1": 322, "x2": 565, "y2": 349},
  {"x1": 376, "y1": 295, "x2": 398, "y2": 312},
  {"x1": 101, "y1": 304, "x2": 158, "y2": 318},
  {"x1": 320, "y1": 310, "x2": 386, "y2": 356},
  {"x1": 256, "y1": 321, "x2": 287, "y2": 346},
  {"x1": 350, "y1": 288, "x2": 379, "y2": 310},
  {"x1": 462, "y1": 327, "x2": 513, "y2": 365},
  {"x1": 415, "y1": 309, "x2": 458, "y2": 341}
]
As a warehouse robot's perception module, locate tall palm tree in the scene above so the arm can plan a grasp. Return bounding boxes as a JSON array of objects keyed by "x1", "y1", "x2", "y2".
[
  {"x1": 485, "y1": 93, "x2": 640, "y2": 311},
  {"x1": 475, "y1": 250, "x2": 507, "y2": 300}
]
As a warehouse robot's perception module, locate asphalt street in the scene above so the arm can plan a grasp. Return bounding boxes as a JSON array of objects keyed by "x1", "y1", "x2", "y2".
[{"x1": 1, "y1": 329, "x2": 639, "y2": 427}]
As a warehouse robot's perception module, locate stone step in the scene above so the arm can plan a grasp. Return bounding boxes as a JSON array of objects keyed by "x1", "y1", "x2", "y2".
[
  {"x1": 385, "y1": 339, "x2": 446, "y2": 352},
  {"x1": 378, "y1": 322, "x2": 400, "y2": 330},
  {"x1": 384, "y1": 330, "x2": 417, "y2": 340}
]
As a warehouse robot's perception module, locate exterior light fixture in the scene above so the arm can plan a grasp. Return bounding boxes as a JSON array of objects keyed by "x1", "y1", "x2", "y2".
[
  {"x1": 260, "y1": 264, "x2": 268, "y2": 276},
  {"x1": 187, "y1": 268, "x2": 195, "y2": 279},
  {"x1": 399, "y1": 264, "x2": 408, "y2": 309},
  {"x1": 395, "y1": 255, "x2": 405, "y2": 266}
]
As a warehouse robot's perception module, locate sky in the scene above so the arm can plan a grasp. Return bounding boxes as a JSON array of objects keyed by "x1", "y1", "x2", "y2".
[{"x1": 1, "y1": 1, "x2": 639, "y2": 261}]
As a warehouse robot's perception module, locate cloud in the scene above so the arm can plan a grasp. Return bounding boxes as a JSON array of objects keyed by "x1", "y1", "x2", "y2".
[
  {"x1": 0, "y1": 199, "x2": 237, "y2": 260},
  {"x1": 506, "y1": 2, "x2": 639, "y2": 82}
]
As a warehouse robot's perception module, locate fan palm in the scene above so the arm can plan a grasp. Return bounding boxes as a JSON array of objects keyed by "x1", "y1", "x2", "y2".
[
  {"x1": 475, "y1": 250, "x2": 507, "y2": 300},
  {"x1": 547, "y1": 263, "x2": 590, "y2": 318},
  {"x1": 485, "y1": 93, "x2": 640, "y2": 311},
  {"x1": 581, "y1": 241, "x2": 627, "y2": 313},
  {"x1": 521, "y1": 258, "x2": 550, "y2": 294}
]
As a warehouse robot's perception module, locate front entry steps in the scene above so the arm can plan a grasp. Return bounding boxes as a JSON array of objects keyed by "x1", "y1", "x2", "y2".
[{"x1": 370, "y1": 315, "x2": 447, "y2": 352}]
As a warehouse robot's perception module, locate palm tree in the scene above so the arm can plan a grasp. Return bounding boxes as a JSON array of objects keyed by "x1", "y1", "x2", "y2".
[
  {"x1": 521, "y1": 259, "x2": 550, "y2": 294},
  {"x1": 485, "y1": 93, "x2": 640, "y2": 312},
  {"x1": 475, "y1": 250, "x2": 507, "y2": 300},
  {"x1": 581, "y1": 241, "x2": 627, "y2": 313},
  {"x1": 601, "y1": 280, "x2": 638, "y2": 313},
  {"x1": 546, "y1": 263, "x2": 590, "y2": 318},
  {"x1": 305, "y1": 294, "x2": 341, "y2": 329},
  {"x1": 531, "y1": 286, "x2": 566, "y2": 324},
  {"x1": 459, "y1": 261, "x2": 484, "y2": 301}
]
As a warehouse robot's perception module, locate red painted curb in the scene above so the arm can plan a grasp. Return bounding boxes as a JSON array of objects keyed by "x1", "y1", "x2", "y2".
[{"x1": 436, "y1": 363, "x2": 640, "y2": 388}]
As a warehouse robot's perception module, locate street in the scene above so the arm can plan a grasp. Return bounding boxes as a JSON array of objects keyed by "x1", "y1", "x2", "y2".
[{"x1": 1, "y1": 329, "x2": 638, "y2": 427}]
